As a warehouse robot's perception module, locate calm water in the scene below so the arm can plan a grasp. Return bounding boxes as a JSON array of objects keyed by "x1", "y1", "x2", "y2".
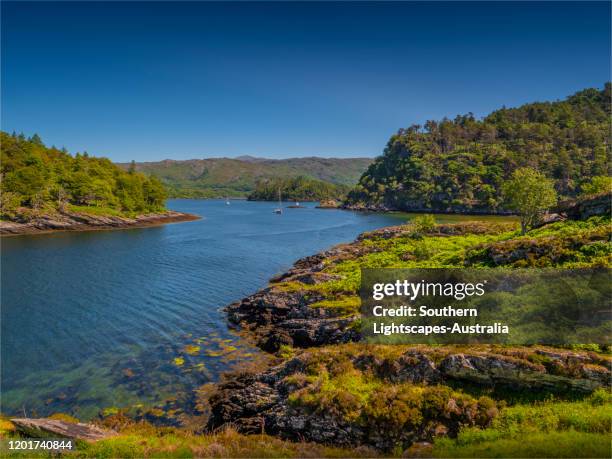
[{"x1": 1, "y1": 200, "x2": 512, "y2": 420}]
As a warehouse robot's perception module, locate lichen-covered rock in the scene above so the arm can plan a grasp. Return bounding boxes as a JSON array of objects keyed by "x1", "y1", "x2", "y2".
[
  {"x1": 465, "y1": 226, "x2": 610, "y2": 267},
  {"x1": 11, "y1": 418, "x2": 116, "y2": 442},
  {"x1": 556, "y1": 192, "x2": 611, "y2": 220},
  {"x1": 207, "y1": 346, "x2": 608, "y2": 450},
  {"x1": 0, "y1": 210, "x2": 199, "y2": 236},
  {"x1": 207, "y1": 351, "x2": 496, "y2": 451}
]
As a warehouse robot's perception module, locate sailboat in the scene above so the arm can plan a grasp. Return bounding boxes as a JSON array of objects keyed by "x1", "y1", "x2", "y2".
[
  {"x1": 273, "y1": 188, "x2": 283, "y2": 214},
  {"x1": 225, "y1": 196, "x2": 230, "y2": 205}
]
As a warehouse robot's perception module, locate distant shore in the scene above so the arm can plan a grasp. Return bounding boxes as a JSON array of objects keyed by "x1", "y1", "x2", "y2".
[{"x1": 0, "y1": 210, "x2": 200, "y2": 236}]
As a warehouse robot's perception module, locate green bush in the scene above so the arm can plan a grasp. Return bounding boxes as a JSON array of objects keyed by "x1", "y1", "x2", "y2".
[{"x1": 411, "y1": 214, "x2": 437, "y2": 235}]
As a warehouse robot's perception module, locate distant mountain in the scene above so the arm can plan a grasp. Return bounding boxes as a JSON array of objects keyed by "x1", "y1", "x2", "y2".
[{"x1": 119, "y1": 156, "x2": 373, "y2": 198}]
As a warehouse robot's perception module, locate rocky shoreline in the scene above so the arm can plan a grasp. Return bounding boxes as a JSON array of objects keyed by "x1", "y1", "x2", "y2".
[
  {"x1": 341, "y1": 191, "x2": 611, "y2": 218},
  {"x1": 340, "y1": 203, "x2": 515, "y2": 215},
  {"x1": 224, "y1": 221, "x2": 516, "y2": 353},
  {"x1": 209, "y1": 202, "x2": 611, "y2": 451},
  {"x1": 0, "y1": 210, "x2": 200, "y2": 236},
  {"x1": 207, "y1": 346, "x2": 609, "y2": 450}
]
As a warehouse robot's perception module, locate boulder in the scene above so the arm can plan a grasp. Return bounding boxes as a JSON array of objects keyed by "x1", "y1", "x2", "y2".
[{"x1": 11, "y1": 418, "x2": 116, "y2": 442}]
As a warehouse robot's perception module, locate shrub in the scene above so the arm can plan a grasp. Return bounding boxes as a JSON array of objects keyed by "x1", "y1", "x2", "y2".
[{"x1": 411, "y1": 214, "x2": 437, "y2": 235}]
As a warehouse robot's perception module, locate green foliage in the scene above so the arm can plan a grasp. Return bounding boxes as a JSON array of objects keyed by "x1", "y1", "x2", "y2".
[
  {"x1": 124, "y1": 157, "x2": 372, "y2": 199},
  {"x1": 248, "y1": 176, "x2": 349, "y2": 201},
  {"x1": 1, "y1": 422, "x2": 376, "y2": 458},
  {"x1": 433, "y1": 392, "x2": 612, "y2": 458},
  {"x1": 346, "y1": 84, "x2": 611, "y2": 213},
  {"x1": 502, "y1": 167, "x2": 558, "y2": 234},
  {"x1": 581, "y1": 176, "x2": 612, "y2": 196},
  {"x1": 411, "y1": 214, "x2": 437, "y2": 235},
  {"x1": 284, "y1": 347, "x2": 497, "y2": 451},
  {"x1": 0, "y1": 132, "x2": 167, "y2": 220},
  {"x1": 296, "y1": 218, "x2": 609, "y2": 308}
]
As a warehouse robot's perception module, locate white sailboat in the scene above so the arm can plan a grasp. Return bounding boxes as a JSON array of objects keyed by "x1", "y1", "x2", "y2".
[
  {"x1": 273, "y1": 188, "x2": 283, "y2": 214},
  {"x1": 225, "y1": 196, "x2": 230, "y2": 205}
]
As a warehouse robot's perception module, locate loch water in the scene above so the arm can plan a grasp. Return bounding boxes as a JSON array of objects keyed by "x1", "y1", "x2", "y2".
[{"x1": 1, "y1": 200, "x2": 511, "y2": 420}]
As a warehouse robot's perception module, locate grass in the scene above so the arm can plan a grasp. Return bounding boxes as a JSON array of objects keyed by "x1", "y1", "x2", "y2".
[
  {"x1": 293, "y1": 217, "x2": 611, "y2": 309},
  {"x1": 434, "y1": 431, "x2": 611, "y2": 458},
  {"x1": 433, "y1": 389, "x2": 612, "y2": 458},
  {"x1": 434, "y1": 389, "x2": 612, "y2": 458},
  {"x1": 1, "y1": 420, "x2": 378, "y2": 458}
]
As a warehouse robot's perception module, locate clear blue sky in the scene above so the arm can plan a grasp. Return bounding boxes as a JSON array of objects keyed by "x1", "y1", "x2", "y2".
[{"x1": 2, "y1": 1, "x2": 610, "y2": 162}]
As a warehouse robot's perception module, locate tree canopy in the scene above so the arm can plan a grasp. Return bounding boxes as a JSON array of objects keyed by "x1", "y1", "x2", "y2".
[
  {"x1": 1, "y1": 132, "x2": 167, "y2": 219},
  {"x1": 247, "y1": 176, "x2": 349, "y2": 202},
  {"x1": 346, "y1": 84, "x2": 611, "y2": 213},
  {"x1": 502, "y1": 168, "x2": 558, "y2": 234}
]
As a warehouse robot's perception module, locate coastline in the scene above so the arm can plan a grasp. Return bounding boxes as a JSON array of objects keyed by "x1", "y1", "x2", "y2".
[
  {"x1": 223, "y1": 221, "x2": 518, "y2": 353},
  {"x1": 206, "y1": 215, "x2": 611, "y2": 449},
  {"x1": 341, "y1": 203, "x2": 516, "y2": 216},
  {"x1": 0, "y1": 210, "x2": 201, "y2": 237}
]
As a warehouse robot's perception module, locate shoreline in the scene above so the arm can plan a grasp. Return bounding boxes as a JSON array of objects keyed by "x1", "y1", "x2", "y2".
[
  {"x1": 341, "y1": 204, "x2": 516, "y2": 216},
  {"x1": 222, "y1": 221, "x2": 519, "y2": 353},
  {"x1": 0, "y1": 210, "x2": 201, "y2": 237},
  {"x1": 207, "y1": 216, "x2": 610, "y2": 448}
]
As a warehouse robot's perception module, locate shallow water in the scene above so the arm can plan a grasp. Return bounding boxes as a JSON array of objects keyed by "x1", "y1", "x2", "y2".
[{"x1": 1, "y1": 200, "x2": 513, "y2": 420}]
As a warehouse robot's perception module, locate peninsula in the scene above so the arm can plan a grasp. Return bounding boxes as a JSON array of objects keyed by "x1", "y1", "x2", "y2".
[{"x1": 0, "y1": 132, "x2": 199, "y2": 236}]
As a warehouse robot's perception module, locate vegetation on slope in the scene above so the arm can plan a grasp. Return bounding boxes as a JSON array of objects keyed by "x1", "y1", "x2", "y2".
[
  {"x1": 3, "y1": 214, "x2": 610, "y2": 457},
  {"x1": 222, "y1": 210, "x2": 609, "y2": 456},
  {"x1": 124, "y1": 157, "x2": 372, "y2": 198},
  {"x1": 0, "y1": 417, "x2": 377, "y2": 458},
  {"x1": 433, "y1": 389, "x2": 611, "y2": 458},
  {"x1": 1, "y1": 132, "x2": 167, "y2": 220},
  {"x1": 247, "y1": 176, "x2": 350, "y2": 202},
  {"x1": 3, "y1": 391, "x2": 610, "y2": 458},
  {"x1": 346, "y1": 84, "x2": 611, "y2": 212}
]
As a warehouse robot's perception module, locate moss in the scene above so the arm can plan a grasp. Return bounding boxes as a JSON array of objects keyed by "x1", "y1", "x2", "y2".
[
  {"x1": 310, "y1": 296, "x2": 361, "y2": 316},
  {"x1": 277, "y1": 344, "x2": 296, "y2": 360},
  {"x1": 48, "y1": 413, "x2": 80, "y2": 424}
]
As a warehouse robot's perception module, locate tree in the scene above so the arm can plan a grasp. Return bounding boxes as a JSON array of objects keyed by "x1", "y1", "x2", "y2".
[
  {"x1": 411, "y1": 214, "x2": 436, "y2": 235},
  {"x1": 502, "y1": 168, "x2": 558, "y2": 234},
  {"x1": 581, "y1": 176, "x2": 612, "y2": 196},
  {"x1": 0, "y1": 131, "x2": 168, "y2": 220},
  {"x1": 344, "y1": 84, "x2": 611, "y2": 213}
]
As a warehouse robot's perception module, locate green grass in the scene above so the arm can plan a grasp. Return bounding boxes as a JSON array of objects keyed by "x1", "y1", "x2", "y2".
[
  {"x1": 297, "y1": 217, "x2": 610, "y2": 308},
  {"x1": 433, "y1": 390, "x2": 612, "y2": 458},
  {"x1": 1, "y1": 423, "x2": 378, "y2": 458},
  {"x1": 434, "y1": 431, "x2": 611, "y2": 458}
]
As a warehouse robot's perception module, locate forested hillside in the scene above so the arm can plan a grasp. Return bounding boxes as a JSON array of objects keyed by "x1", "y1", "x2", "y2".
[
  {"x1": 346, "y1": 84, "x2": 611, "y2": 212},
  {"x1": 247, "y1": 176, "x2": 350, "y2": 201},
  {"x1": 0, "y1": 132, "x2": 167, "y2": 220},
  {"x1": 123, "y1": 156, "x2": 372, "y2": 198}
]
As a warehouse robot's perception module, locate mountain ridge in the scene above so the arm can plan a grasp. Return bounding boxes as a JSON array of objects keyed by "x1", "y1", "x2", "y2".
[{"x1": 119, "y1": 156, "x2": 373, "y2": 198}]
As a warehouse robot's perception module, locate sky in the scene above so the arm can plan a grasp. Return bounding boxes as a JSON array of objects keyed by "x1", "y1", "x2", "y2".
[{"x1": 1, "y1": 1, "x2": 610, "y2": 162}]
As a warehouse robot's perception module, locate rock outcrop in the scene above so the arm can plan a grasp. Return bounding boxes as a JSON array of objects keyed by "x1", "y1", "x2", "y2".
[
  {"x1": 214, "y1": 218, "x2": 610, "y2": 451},
  {"x1": 11, "y1": 418, "x2": 117, "y2": 442},
  {"x1": 556, "y1": 192, "x2": 611, "y2": 221},
  {"x1": 226, "y1": 221, "x2": 517, "y2": 352},
  {"x1": 0, "y1": 210, "x2": 200, "y2": 236},
  {"x1": 207, "y1": 347, "x2": 610, "y2": 450}
]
